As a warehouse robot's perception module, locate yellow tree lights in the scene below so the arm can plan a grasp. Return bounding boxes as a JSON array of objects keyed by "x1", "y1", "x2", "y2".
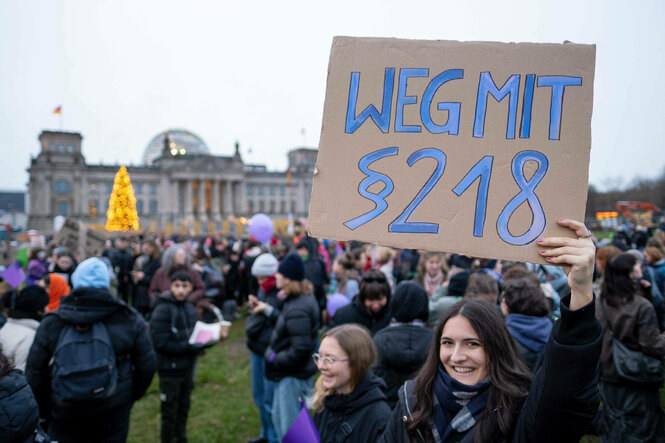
[{"x1": 106, "y1": 166, "x2": 139, "y2": 231}]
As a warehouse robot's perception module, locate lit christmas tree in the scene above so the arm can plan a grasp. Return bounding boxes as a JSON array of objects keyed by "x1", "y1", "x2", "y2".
[{"x1": 106, "y1": 166, "x2": 139, "y2": 231}]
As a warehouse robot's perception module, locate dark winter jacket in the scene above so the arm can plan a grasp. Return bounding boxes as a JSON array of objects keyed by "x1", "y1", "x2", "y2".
[
  {"x1": 148, "y1": 266, "x2": 206, "y2": 306},
  {"x1": 330, "y1": 295, "x2": 390, "y2": 336},
  {"x1": 596, "y1": 294, "x2": 665, "y2": 386},
  {"x1": 0, "y1": 370, "x2": 41, "y2": 443},
  {"x1": 108, "y1": 247, "x2": 134, "y2": 287},
  {"x1": 373, "y1": 322, "x2": 433, "y2": 408},
  {"x1": 314, "y1": 373, "x2": 392, "y2": 443},
  {"x1": 133, "y1": 255, "x2": 161, "y2": 314},
  {"x1": 264, "y1": 293, "x2": 319, "y2": 381},
  {"x1": 379, "y1": 294, "x2": 602, "y2": 443},
  {"x1": 245, "y1": 284, "x2": 283, "y2": 356},
  {"x1": 25, "y1": 287, "x2": 156, "y2": 420},
  {"x1": 149, "y1": 292, "x2": 199, "y2": 377},
  {"x1": 505, "y1": 313, "x2": 553, "y2": 371}
]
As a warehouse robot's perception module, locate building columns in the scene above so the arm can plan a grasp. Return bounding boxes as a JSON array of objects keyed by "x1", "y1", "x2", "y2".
[
  {"x1": 211, "y1": 180, "x2": 221, "y2": 221},
  {"x1": 198, "y1": 179, "x2": 207, "y2": 222},
  {"x1": 185, "y1": 179, "x2": 193, "y2": 218}
]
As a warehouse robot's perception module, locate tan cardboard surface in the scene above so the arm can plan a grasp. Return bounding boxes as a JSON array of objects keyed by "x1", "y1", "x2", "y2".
[
  {"x1": 309, "y1": 37, "x2": 595, "y2": 263},
  {"x1": 54, "y1": 218, "x2": 107, "y2": 259}
]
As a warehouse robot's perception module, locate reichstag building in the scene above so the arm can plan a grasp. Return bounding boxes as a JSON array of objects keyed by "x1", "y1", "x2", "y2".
[{"x1": 27, "y1": 129, "x2": 316, "y2": 233}]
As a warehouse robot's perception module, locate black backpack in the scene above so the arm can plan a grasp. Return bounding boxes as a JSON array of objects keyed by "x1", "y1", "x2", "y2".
[{"x1": 50, "y1": 318, "x2": 118, "y2": 402}]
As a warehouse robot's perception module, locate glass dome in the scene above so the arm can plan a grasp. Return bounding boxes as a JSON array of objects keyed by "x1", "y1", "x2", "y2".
[{"x1": 142, "y1": 129, "x2": 210, "y2": 164}]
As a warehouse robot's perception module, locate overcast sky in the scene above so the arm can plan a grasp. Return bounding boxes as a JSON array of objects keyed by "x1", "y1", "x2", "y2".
[{"x1": 1, "y1": 0, "x2": 663, "y2": 192}]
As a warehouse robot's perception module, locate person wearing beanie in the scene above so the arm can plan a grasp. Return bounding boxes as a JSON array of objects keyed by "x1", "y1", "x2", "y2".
[
  {"x1": 373, "y1": 281, "x2": 433, "y2": 407},
  {"x1": 246, "y1": 253, "x2": 283, "y2": 443},
  {"x1": 0, "y1": 285, "x2": 49, "y2": 371},
  {"x1": 26, "y1": 257, "x2": 156, "y2": 442},
  {"x1": 264, "y1": 252, "x2": 319, "y2": 441}
]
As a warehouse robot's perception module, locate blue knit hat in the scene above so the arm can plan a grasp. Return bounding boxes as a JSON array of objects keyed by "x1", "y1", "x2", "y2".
[
  {"x1": 277, "y1": 253, "x2": 305, "y2": 281},
  {"x1": 71, "y1": 257, "x2": 111, "y2": 289}
]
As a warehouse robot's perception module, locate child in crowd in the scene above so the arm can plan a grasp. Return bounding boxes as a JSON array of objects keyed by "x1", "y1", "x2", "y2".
[{"x1": 150, "y1": 271, "x2": 217, "y2": 443}]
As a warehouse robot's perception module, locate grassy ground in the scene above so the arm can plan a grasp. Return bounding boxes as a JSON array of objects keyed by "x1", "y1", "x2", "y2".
[
  {"x1": 128, "y1": 318, "x2": 260, "y2": 443},
  {"x1": 128, "y1": 315, "x2": 665, "y2": 442}
]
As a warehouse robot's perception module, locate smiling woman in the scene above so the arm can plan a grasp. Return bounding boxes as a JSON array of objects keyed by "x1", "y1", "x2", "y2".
[
  {"x1": 380, "y1": 219, "x2": 603, "y2": 443},
  {"x1": 311, "y1": 324, "x2": 392, "y2": 442}
]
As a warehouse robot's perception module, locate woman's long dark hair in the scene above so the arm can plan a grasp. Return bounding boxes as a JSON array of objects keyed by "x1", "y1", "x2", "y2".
[
  {"x1": 602, "y1": 253, "x2": 637, "y2": 307},
  {"x1": 406, "y1": 299, "x2": 532, "y2": 442}
]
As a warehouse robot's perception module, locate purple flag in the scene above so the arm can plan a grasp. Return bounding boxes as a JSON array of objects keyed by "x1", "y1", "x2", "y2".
[
  {"x1": 1, "y1": 261, "x2": 26, "y2": 288},
  {"x1": 282, "y1": 400, "x2": 320, "y2": 443}
]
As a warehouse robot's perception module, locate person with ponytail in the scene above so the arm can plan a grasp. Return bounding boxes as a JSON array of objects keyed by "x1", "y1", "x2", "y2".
[{"x1": 380, "y1": 219, "x2": 602, "y2": 442}]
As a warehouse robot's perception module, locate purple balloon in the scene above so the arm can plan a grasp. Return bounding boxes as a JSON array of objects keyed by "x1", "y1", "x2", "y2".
[
  {"x1": 249, "y1": 213, "x2": 274, "y2": 243},
  {"x1": 326, "y1": 293, "x2": 350, "y2": 317}
]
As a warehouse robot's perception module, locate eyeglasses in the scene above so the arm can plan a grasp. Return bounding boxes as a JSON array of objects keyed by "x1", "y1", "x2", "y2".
[{"x1": 312, "y1": 353, "x2": 349, "y2": 367}]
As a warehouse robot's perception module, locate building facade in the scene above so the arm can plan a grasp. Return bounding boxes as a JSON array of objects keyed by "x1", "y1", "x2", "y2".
[{"x1": 27, "y1": 129, "x2": 316, "y2": 232}]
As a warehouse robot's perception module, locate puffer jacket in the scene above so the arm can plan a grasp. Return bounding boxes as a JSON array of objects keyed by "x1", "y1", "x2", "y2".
[
  {"x1": 314, "y1": 373, "x2": 392, "y2": 443},
  {"x1": 373, "y1": 322, "x2": 433, "y2": 408},
  {"x1": 25, "y1": 287, "x2": 156, "y2": 420},
  {"x1": 264, "y1": 293, "x2": 319, "y2": 381},
  {"x1": 0, "y1": 370, "x2": 41, "y2": 443},
  {"x1": 149, "y1": 292, "x2": 200, "y2": 377}
]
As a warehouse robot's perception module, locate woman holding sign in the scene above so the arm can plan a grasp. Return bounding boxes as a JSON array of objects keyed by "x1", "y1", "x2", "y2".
[{"x1": 380, "y1": 219, "x2": 601, "y2": 443}]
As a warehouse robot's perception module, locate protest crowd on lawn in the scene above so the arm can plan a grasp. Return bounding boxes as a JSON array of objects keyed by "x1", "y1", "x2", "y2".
[{"x1": 0, "y1": 219, "x2": 664, "y2": 443}]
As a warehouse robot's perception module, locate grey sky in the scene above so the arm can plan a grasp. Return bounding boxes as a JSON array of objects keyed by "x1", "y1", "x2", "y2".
[{"x1": 1, "y1": 0, "x2": 663, "y2": 192}]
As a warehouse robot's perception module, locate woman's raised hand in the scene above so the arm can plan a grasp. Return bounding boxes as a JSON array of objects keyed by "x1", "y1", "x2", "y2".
[{"x1": 537, "y1": 219, "x2": 595, "y2": 310}]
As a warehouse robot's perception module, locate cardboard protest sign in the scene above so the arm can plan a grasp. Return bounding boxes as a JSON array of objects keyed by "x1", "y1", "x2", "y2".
[
  {"x1": 54, "y1": 218, "x2": 107, "y2": 259},
  {"x1": 308, "y1": 37, "x2": 595, "y2": 263}
]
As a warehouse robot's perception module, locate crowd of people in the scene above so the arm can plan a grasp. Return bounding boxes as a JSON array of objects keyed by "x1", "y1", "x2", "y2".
[{"x1": 0, "y1": 220, "x2": 664, "y2": 442}]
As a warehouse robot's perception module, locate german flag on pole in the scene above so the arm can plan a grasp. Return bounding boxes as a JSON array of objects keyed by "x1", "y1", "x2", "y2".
[{"x1": 53, "y1": 106, "x2": 62, "y2": 114}]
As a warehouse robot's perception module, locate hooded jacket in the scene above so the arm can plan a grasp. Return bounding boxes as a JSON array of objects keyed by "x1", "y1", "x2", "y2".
[
  {"x1": 373, "y1": 281, "x2": 433, "y2": 407},
  {"x1": 330, "y1": 293, "x2": 391, "y2": 336},
  {"x1": 505, "y1": 314, "x2": 553, "y2": 371},
  {"x1": 0, "y1": 370, "x2": 41, "y2": 443},
  {"x1": 149, "y1": 292, "x2": 200, "y2": 377},
  {"x1": 314, "y1": 373, "x2": 392, "y2": 443},
  {"x1": 25, "y1": 286, "x2": 156, "y2": 420},
  {"x1": 373, "y1": 323, "x2": 433, "y2": 408}
]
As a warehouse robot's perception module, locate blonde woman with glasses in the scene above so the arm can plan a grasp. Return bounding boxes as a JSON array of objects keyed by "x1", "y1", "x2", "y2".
[{"x1": 312, "y1": 324, "x2": 391, "y2": 442}]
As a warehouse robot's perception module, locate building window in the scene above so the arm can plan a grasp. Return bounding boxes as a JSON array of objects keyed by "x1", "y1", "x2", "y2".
[
  {"x1": 248, "y1": 200, "x2": 255, "y2": 213},
  {"x1": 56, "y1": 201, "x2": 68, "y2": 216},
  {"x1": 54, "y1": 180, "x2": 72, "y2": 193},
  {"x1": 280, "y1": 201, "x2": 286, "y2": 214},
  {"x1": 246, "y1": 185, "x2": 254, "y2": 196},
  {"x1": 149, "y1": 184, "x2": 157, "y2": 195},
  {"x1": 136, "y1": 199, "x2": 144, "y2": 216},
  {"x1": 280, "y1": 185, "x2": 286, "y2": 196},
  {"x1": 257, "y1": 186, "x2": 264, "y2": 196},
  {"x1": 269, "y1": 201, "x2": 275, "y2": 214},
  {"x1": 149, "y1": 199, "x2": 158, "y2": 215},
  {"x1": 106, "y1": 182, "x2": 113, "y2": 193},
  {"x1": 269, "y1": 186, "x2": 275, "y2": 196},
  {"x1": 259, "y1": 201, "x2": 265, "y2": 213},
  {"x1": 134, "y1": 184, "x2": 143, "y2": 194}
]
